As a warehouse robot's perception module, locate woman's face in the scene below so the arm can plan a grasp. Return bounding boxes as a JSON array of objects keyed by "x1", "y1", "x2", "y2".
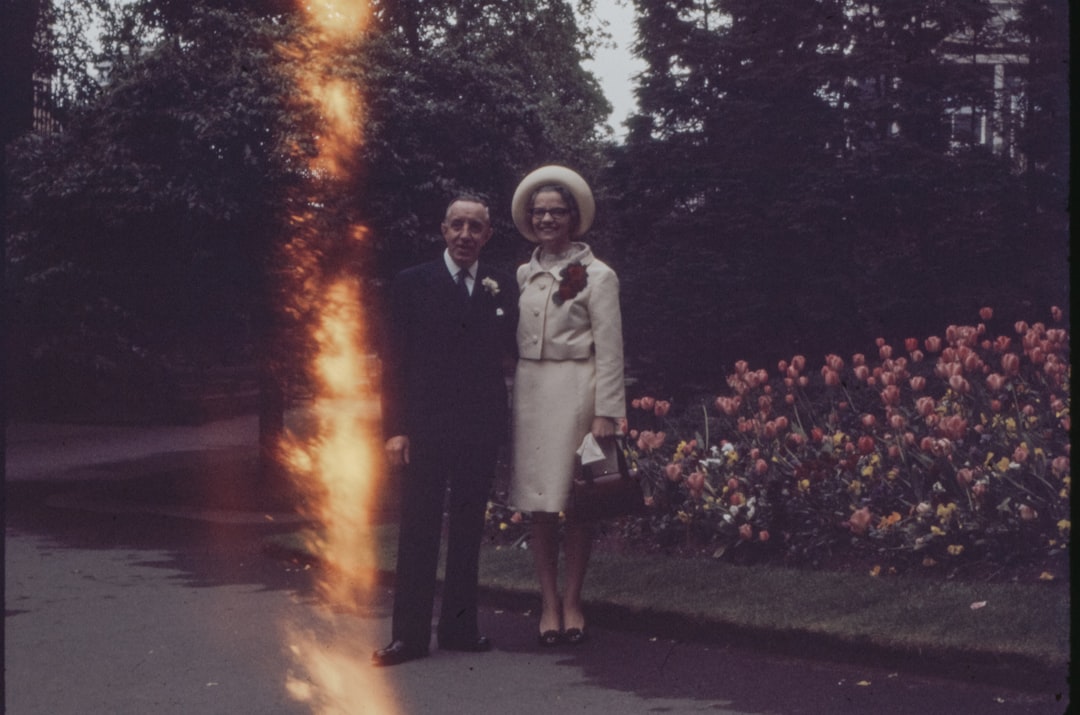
[{"x1": 530, "y1": 190, "x2": 575, "y2": 250}]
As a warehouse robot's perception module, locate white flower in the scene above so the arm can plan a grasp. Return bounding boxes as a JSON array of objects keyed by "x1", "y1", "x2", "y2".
[{"x1": 482, "y1": 277, "x2": 500, "y2": 296}]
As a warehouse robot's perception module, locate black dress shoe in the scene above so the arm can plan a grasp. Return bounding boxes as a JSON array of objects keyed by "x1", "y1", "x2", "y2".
[
  {"x1": 538, "y1": 630, "x2": 562, "y2": 647},
  {"x1": 564, "y1": 627, "x2": 588, "y2": 645},
  {"x1": 438, "y1": 634, "x2": 492, "y2": 652},
  {"x1": 372, "y1": 640, "x2": 428, "y2": 667}
]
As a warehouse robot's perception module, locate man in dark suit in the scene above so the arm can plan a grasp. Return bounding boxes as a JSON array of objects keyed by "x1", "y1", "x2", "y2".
[{"x1": 374, "y1": 195, "x2": 518, "y2": 667}]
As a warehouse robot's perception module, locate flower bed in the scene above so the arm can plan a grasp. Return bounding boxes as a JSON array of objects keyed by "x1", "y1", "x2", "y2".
[{"x1": 620, "y1": 306, "x2": 1069, "y2": 581}]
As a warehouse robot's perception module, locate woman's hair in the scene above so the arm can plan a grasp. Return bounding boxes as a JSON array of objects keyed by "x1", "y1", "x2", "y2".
[{"x1": 529, "y1": 184, "x2": 580, "y2": 230}]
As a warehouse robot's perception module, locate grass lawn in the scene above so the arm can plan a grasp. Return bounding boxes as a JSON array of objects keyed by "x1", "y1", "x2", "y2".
[{"x1": 266, "y1": 523, "x2": 1070, "y2": 684}]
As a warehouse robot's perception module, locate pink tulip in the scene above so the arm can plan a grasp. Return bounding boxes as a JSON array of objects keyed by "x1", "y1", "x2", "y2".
[
  {"x1": 811, "y1": 427, "x2": 824, "y2": 443},
  {"x1": 909, "y1": 376, "x2": 927, "y2": 392},
  {"x1": 664, "y1": 463, "x2": 683, "y2": 482},
  {"x1": 860, "y1": 413, "x2": 877, "y2": 428},
  {"x1": 822, "y1": 368, "x2": 841, "y2": 387},
  {"x1": 904, "y1": 337, "x2": 919, "y2": 353},
  {"x1": 985, "y1": 373, "x2": 1006, "y2": 392},
  {"x1": 1050, "y1": 306, "x2": 1062, "y2": 322},
  {"x1": 785, "y1": 393, "x2": 796, "y2": 405},
  {"x1": 915, "y1": 396, "x2": 936, "y2": 417},
  {"x1": 853, "y1": 353, "x2": 867, "y2": 366},
  {"x1": 631, "y1": 398, "x2": 641, "y2": 409},
  {"x1": 825, "y1": 354, "x2": 845, "y2": 372},
  {"x1": 1051, "y1": 456, "x2": 1069, "y2": 477},
  {"x1": 853, "y1": 365, "x2": 870, "y2": 382},
  {"x1": 734, "y1": 360, "x2": 749, "y2": 375},
  {"x1": 979, "y1": 306, "x2": 993, "y2": 321},
  {"x1": 791, "y1": 355, "x2": 807, "y2": 372},
  {"x1": 640, "y1": 396, "x2": 656, "y2": 411},
  {"x1": 739, "y1": 523, "x2": 753, "y2": 541},
  {"x1": 875, "y1": 337, "x2": 886, "y2": 348},
  {"x1": 847, "y1": 507, "x2": 872, "y2": 535},
  {"x1": 654, "y1": 400, "x2": 671, "y2": 417},
  {"x1": 754, "y1": 458, "x2": 769, "y2": 475},
  {"x1": 729, "y1": 491, "x2": 743, "y2": 506},
  {"x1": 1001, "y1": 353, "x2": 1021, "y2": 376},
  {"x1": 879, "y1": 344, "x2": 893, "y2": 360},
  {"x1": 686, "y1": 470, "x2": 705, "y2": 491},
  {"x1": 880, "y1": 385, "x2": 901, "y2": 407},
  {"x1": 758, "y1": 530, "x2": 770, "y2": 542},
  {"x1": 857, "y1": 436, "x2": 875, "y2": 454},
  {"x1": 1018, "y1": 504, "x2": 1037, "y2": 521},
  {"x1": 938, "y1": 415, "x2": 968, "y2": 441},
  {"x1": 924, "y1": 336, "x2": 942, "y2": 353},
  {"x1": 1014, "y1": 321, "x2": 1029, "y2": 334},
  {"x1": 909, "y1": 349, "x2": 925, "y2": 363},
  {"x1": 948, "y1": 375, "x2": 971, "y2": 394},
  {"x1": 774, "y1": 415, "x2": 789, "y2": 432},
  {"x1": 889, "y1": 413, "x2": 907, "y2": 430}
]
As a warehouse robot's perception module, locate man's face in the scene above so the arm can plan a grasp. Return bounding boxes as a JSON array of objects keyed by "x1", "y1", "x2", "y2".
[{"x1": 441, "y1": 200, "x2": 493, "y2": 268}]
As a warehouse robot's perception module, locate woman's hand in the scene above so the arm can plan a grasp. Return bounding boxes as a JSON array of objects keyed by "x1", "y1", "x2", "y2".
[{"x1": 591, "y1": 416, "x2": 616, "y2": 441}]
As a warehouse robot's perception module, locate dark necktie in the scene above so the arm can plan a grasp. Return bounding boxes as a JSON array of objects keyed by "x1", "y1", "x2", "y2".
[{"x1": 456, "y1": 268, "x2": 471, "y2": 301}]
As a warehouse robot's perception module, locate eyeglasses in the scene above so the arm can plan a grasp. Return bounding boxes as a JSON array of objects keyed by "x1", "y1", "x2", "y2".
[{"x1": 529, "y1": 207, "x2": 571, "y2": 219}]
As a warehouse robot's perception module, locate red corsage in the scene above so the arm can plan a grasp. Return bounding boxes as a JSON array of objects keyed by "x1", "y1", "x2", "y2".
[{"x1": 553, "y1": 261, "x2": 588, "y2": 305}]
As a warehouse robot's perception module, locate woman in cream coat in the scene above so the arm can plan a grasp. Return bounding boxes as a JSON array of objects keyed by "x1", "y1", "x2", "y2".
[{"x1": 509, "y1": 166, "x2": 626, "y2": 647}]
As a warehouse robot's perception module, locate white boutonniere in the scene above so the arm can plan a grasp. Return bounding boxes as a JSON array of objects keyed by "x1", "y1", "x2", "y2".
[{"x1": 482, "y1": 277, "x2": 500, "y2": 296}]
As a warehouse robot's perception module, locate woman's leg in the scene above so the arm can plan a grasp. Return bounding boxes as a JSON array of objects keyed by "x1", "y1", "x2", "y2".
[
  {"x1": 561, "y1": 519, "x2": 594, "y2": 632},
  {"x1": 530, "y1": 513, "x2": 562, "y2": 634}
]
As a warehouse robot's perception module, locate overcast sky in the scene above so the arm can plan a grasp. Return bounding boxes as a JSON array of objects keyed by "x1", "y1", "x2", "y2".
[{"x1": 580, "y1": 1, "x2": 645, "y2": 140}]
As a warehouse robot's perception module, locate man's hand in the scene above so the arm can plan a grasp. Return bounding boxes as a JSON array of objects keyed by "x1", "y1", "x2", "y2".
[{"x1": 385, "y1": 435, "x2": 411, "y2": 467}]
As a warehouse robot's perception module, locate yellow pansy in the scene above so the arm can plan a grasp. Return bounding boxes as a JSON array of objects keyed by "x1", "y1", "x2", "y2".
[
  {"x1": 947, "y1": 544, "x2": 964, "y2": 556},
  {"x1": 930, "y1": 525, "x2": 945, "y2": 536}
]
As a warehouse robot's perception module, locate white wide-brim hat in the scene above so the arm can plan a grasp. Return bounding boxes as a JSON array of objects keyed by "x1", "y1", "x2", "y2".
[{"x1": 511, "y1": 165, "x2": 595, "y2": 242}]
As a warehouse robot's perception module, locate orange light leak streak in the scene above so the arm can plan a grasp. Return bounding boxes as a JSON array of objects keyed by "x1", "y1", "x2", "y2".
[{"x1": 278, "y1": 2, "x2": 400, "y2": 713}]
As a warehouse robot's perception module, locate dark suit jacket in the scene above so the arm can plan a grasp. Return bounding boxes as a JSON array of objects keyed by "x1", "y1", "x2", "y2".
[{"x1": 381, "y1": 257, "x2": 519, "y2": 448}]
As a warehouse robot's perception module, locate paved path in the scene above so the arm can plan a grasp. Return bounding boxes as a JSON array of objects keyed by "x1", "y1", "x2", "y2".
[{"x1": 4, "y1": 418, "x2": 1066, "y2": 714}]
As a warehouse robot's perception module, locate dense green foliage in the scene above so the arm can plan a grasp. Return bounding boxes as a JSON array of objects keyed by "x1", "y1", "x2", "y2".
[
  {"x1": 5, "y1": 0, "x2": 609, "y2": 416},
  {"x1": 608, "y1": 0, "x2": 1069, "y2": 387}
]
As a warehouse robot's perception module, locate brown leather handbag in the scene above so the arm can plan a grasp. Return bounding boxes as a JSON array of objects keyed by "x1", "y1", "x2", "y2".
[{"x1": 567, "y1": 436, "x2": 646, "y2": 522}]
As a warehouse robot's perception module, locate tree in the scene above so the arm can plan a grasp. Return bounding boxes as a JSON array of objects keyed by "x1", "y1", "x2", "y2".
[
  {"x1": 6, "y1": 7, "x2": 305, "y2": 419},
  {"x1": 6, "y1": 0, "x2": 612, "y2": 421},
  {"x1": 360, "y1": 0, "x2": 611, "y2": 275},
  {"x1": 610, "y1": 0, "x2": 1059, "y2": 389}
]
